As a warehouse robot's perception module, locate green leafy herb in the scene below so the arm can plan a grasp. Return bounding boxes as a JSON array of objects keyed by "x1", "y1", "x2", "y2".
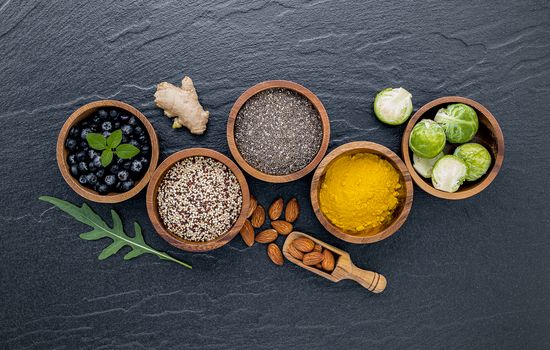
[
  {"x1": 39, "y1": 196, "x2": 192, "y2": 269},
  {"x1": 86, "y1": 129, "x2": 140, "y2": 167}
]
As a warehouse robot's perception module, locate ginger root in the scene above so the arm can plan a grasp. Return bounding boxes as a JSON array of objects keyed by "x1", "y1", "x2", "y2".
[{"x1": 154, "y1": 76, "x2": 209, "y2": 134}]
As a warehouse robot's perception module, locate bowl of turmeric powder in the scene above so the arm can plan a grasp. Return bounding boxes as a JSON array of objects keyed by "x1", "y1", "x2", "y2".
[{"x1": 310, "y1": 141, "x2": 413, "y2": 244}]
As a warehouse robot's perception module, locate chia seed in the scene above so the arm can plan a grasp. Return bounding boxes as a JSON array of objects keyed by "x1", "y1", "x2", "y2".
[
  {"x1": 157, "y1": 156, "x2": 243, "y2": 242},
  {"x1": 234, "y1": 88, "x2": 323, "y2": 175}
]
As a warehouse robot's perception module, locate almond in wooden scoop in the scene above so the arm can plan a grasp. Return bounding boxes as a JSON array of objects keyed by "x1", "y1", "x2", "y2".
[
  {"x1": 285, "y1": 197, "x2": 300, "y2": 223},
  {"x1": 251, "y1": 205, "x2": 265, "y2": 228},
  {"x1": 255, "y1": 229, "x2": 278, "y2": 243},
  {"x1": 321, "y1": 249, "x2": 335, "y2": 272},
  {"x1": 292, "y1": 237, "x2": 315, "y2": 253},
  {"x1": 267, "y1": 243, "x2": 284, "y2": 266},
  {"x1": 268, "y1": 197, "x2": 283, "y2": 220},
  {"x1": 287, "y1": 242, "x2": 304, "y2": 260},
  {"x1": 303, "y1": 251, "x2": 324, "y2": 266},
  {"x1": 240, "y1": 219, "x2": 254, "y2": 247},
  {"x1": 271, "y1": 220, "x2": 293, "y2": 235}
]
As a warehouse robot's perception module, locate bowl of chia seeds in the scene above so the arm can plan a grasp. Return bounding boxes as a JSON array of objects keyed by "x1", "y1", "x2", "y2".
[
  {"x1": 227, "y1": 80, "x2": 330, "y2": 183},
  {"x1": 146, "y1": 148, "x2": 250, "y2": 252}
]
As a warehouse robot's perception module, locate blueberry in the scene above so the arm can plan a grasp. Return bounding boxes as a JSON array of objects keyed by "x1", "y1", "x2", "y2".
[
  {"x1": 117, "y1": 170, "x2": 129, "y2": 182},
  {"x1": 90, "y1": 123, "x2": 100, "y2": 132},
  {"x1": 65, "y1": 138, "x2": 77, "y2": 151},
  {"x1": 138, "y1": 134, "x2": 148, "y2": 144},
  {"x1": 129, "y1": 139, "x2": 140, "y2": 148},
  {"x1": 101, "y1": 121, "x2": 112, "y2": 132},
  {"x1": 121, "y1": 125, "x2": 133, "y2": 136},
  {"x1": 91, "y1": 155, "x2": 102, "y2": 168},
  {"x1": 78, "y1": 161, "x2": 88, "y2": 172},
  {"x1": 120, "y1": 180, "x2": 135, "y2": 192},
  {"x1": 121, "y1": 135, "x2": 129, "y2": 144},
  {"x1": 88, "y1": 162, "x2": 97, "y2": 172},
  {"x1": 70, "y1": 164, "x2": 79, "y2": 177},
  {"x1": 141, "y1": 144, "x2": 150, "y2": 154},
  {"x1": 79, "y1": 141, "x2": 89, "y2": 150},
  {"x1": 88, "y1": 149, "x2": 99, "y2": 159},
  {"x1": 109, "y1": 109, "x2": 118, "y2": 118},
  {"x1": 69, "y1": 126, "x2": 80, "y2": 138},
  {"x1": 123, "y1": 161, "x2": 132, "y2": 170},
  {"x1": 104, "y1": 174, "x2": 116, "y2": 186},
  {"x1": 92, "y1": 115, "x2": 101, "y2": 125},
  {"x1": 114, "y1": 121, "x2": 121, "y2": 129},
  {"x1": 81, "y1": 121, "x2": 90, "y2": 128},
  {"x1": 85, "y1": 173, "x2": 97, "y2": 186},
  {"x1": 137, "y1": 156, "x2": 149, "y2": 167},
  {"x1": 130, "y1": 160, "x2": 143, "y2": 173},
  {"x1": 98, "y1": 109, "x2": 108, "y2": 119},
  {"x1": 128, "y1": 116, "x2": 137, "y2": 126},
  {"x1": 133, "y1": 126, "x2": 143, "y2": 135},
  {"x1": 96, "y1": 168, "x2": 105, "y2": 178},
  {"x1": 78, "y1": 175, "x2": 87, "y2": 185},
  {"x1": 115, "y1": 181, "x2": 123, "y2": 192},
  {"x1": 116, "y1": 157, "x2": 125, "y2": 166},
  {"x1": 119, "y1": 114, "x2": 130, "y2": 122},
  {"x1": 96, "y1": 183, "x2": 109, "y2": 194},
  {"x1": 76, "y1": 151, "x2": 87, "y2": 162},
  {"x1": 109, "y1": 164, "x2": 120, "y2": 174},
  {"x1": 102, "y1": 131, "x2": 111, "y2": 139},
  {"x1": 80, "y1": 128, "x2": 92, "y2": 140}
]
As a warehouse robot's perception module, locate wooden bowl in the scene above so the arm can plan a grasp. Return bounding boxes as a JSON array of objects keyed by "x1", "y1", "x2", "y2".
[
  {"x1": 56, "y1": 100, "x2": 159, "y2": 203},
  {"x1": 227, "y1": 80, "x2": 330, "y2": 183},
  {"x1": 401, "y1": 96, "x2": 504, "y2": 200},
  {"x1": 310, "y1": 141, "x2": 414, "y2": 244},
  {"x1": 146, "y1": 148, "x2": 250, "y2": 252}
]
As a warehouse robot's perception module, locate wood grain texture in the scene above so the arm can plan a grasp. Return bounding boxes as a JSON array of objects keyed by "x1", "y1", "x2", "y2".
[
  {"x1": 56, "y1": 100, "x2": 159, "y2": 203},
  {"x1": 310, "y1": 141, "x2": 413, "y2": 244},
  {"x1": 283, "y1": 232, "x2": 387, "y2": 293},
  {"x1": 227, "y1": 80, "x2": 330, "y2": 183},
  {"x1": 401, "y1": 96, "x2": 505, "y2": 200},
  {"x1": 145, "y1": 148, "x2": 250, "y2": 252}
]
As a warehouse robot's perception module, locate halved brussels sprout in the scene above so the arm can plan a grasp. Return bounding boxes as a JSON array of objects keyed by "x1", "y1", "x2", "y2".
[
  {"x1": 409, "y1": 119, "x2": 446, "y2": 158},
  {"x1": 454, "y1": 143, "x2": 491, "y2": 181},
  {"x1": 434, "y1": 103, "x2": 479, "y2": 143},
  {"x1": 413, "y1": 152, "x2": 444, "y2": 178},
  {"x1": 374, "y1": 87, "x2": 413, "y2": 125},
  {"x1": 431, "y1": 155, "x2": 467, "y2": 193}
]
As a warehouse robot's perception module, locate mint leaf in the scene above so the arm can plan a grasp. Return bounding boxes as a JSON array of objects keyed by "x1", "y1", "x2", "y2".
[
  {"x1": 38, "y1": 196, "x2": 192, "y2": 269},
  {"x1": 107, "y1": 129, "x2": 122, "y2": 148},
  {"x1": 100, "y1": 149, "x2": 113, "y2": 167},
  {"x1": 116, "y1": 144, "x2": 140, "y2": 159},
  {"x1": 86, "y1": 133, "x2": 107, "y2": 150}
]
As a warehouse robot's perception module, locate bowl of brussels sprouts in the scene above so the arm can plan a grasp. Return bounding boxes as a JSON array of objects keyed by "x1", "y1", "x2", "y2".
[{"x1": 401, "y1": 96, "x2": 504, "y2": 200}]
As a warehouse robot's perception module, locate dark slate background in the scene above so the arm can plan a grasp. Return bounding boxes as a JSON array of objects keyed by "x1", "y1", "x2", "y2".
[{"x1": 1, "y1": 1, "x2": 549, "y2": 349}]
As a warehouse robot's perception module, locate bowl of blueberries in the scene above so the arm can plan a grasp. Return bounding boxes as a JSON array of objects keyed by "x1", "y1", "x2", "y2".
[{"x1": 57, "y1": 100, "x2": 159, "y2": 203}]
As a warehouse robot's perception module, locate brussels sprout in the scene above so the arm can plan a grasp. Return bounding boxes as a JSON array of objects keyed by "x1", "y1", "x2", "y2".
[
  {"x1": 431, "y1": 155, "x2": 467, "y2": 193},
  {"x1": 373, "y1": 87, "x2": 413, "y2": 125},
  {"x1": 409, "y1": 119, "x2": 446, "y2": 158},
  {"x1": 413, "y1": 152, "x2": 444, "y2": 178},
  {"x1": 453, "y1": 143, "x2": 491, "y2": 181},
  {"x1": 434, "y1": 103, "x2": 479, "y2": 143}
]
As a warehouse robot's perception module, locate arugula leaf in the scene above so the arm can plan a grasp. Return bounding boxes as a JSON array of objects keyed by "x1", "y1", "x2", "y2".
[
  {"x1": 116, "y1": 144, "x2": 140, "y2": 159},
  {"x1": 86, "y1": 133, "x2": 107, "y2": 150},
  {"x1": 107, "y1": 129, "x2": 122, "y2": 148},
  {"x1": 39, "y1": 196, "x2": 192, "y2": 269},
  {"x1": 100, "y1": 149, "x2": 113, "y2": 167}
]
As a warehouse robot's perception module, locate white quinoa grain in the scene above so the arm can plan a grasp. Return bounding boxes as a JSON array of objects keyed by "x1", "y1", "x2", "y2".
[{"x1": 157, "y1": 156, "x2": 242, "y2": 242}]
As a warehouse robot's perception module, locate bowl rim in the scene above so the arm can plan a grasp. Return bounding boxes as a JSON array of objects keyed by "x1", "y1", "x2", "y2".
[
  {"x1": 145, "y1": 148, "x2": 250, "y2": 252},
  {"x1": 56, "y1": 99, "x2": 160, "y2": 204},
  {"x1": 227, "y1": 80, "x2": 331, "y2": 183},
  {"x1": 401, "y1": 96, "x2": 505, "y2": 200},
  {"x1": 310, "y1": 141, "x2": 414, "y2": 244}
]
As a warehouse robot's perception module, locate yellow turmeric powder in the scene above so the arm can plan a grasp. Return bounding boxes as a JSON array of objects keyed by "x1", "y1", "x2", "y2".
[{"x1": 319, "y1": 152, "x2": 402, "y2": 233}]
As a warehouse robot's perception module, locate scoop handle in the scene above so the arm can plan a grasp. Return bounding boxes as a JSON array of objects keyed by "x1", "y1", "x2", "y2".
[{"x1": 347, "y1": 263, "x2": 387, "y2": 293}]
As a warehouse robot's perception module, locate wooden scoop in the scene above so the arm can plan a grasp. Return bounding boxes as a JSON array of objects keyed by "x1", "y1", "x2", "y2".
[{"x1": 282, "y1": 231, "x2": 387, "y2": 293}]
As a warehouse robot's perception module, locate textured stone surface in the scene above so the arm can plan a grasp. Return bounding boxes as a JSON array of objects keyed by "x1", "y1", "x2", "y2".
[{"x1": 1, "y1": 1, "x2": 549, "y2": 349}]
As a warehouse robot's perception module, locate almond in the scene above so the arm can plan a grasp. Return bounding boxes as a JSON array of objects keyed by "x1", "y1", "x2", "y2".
[
  {"x1": 268, "y1": 197, "x2": 283, "y2": 221},
  {"x1": 285, "y1": 197, "x2": 300, "y2": 223},
  {"x1": 247, "y1": 195, "x2": 258, "y2": 218},
  {"x1": 321, "y1": 249, "x2": 335, "y2": 272},
  {"x1": 240, "y1": 219, "x2": 254, "y2": 247},
  {"x1": 313, "y1": 244, "x2": 322, "y2": 252},
  {"x1": 271, "y1": 220, "x2": 293, "y2": 235},
  {"x1": 292, "y1": 237, "x2": 315, "y2": 253},
  {"x1": 302, "y1": 251, "x2": 324, "y2": 266},
  {"x1": 251, "y1": 205, "x2": 265, "y2": 228},
  {"x1": 255, "y1": 228, "x2": 277, "y2": 243},
  {"x1": 315, "y1": 263, "x2": 323, "y2": 269},
  {"x1": 267, "y1": 243, "x2": 284, "y2": 266},
  {"x1": 287, "y1": 242, "x2": 304, "y2": 260}
]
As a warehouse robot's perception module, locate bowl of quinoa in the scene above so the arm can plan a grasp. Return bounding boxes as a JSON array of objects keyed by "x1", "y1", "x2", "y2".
[
  {"x1": 227, "y1": 80, "x2": 330, "y2": 183},
  {"x1": 146, "y1": 148, "x2": 250, "y2": 252}
]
